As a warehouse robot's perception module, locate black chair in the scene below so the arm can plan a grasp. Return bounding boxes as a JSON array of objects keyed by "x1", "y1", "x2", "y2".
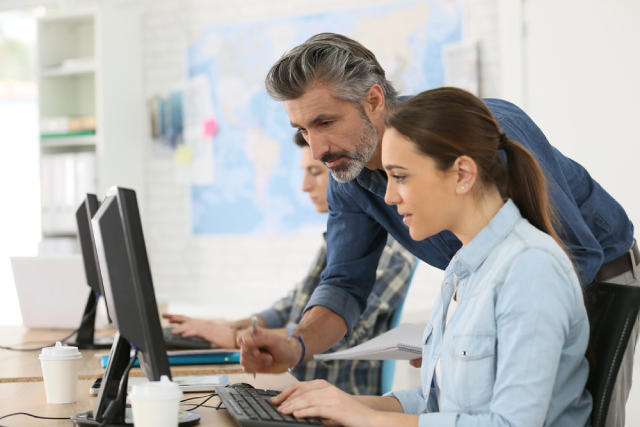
[{"x1": 584, "y1": 281, "x2": 640, "y2": 427}]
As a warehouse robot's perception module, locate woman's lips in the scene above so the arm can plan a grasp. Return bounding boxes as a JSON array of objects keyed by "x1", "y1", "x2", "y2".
[{"x1": 402, "y1": 214, "x2": 413, "y2": 224}]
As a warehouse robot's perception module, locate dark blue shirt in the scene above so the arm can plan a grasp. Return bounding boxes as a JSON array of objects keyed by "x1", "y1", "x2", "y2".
[{"x1": 307, "y1": 98, "x2": 634, "y2": 335}]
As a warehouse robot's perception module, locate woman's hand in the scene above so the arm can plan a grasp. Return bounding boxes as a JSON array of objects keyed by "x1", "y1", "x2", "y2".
[
  {"x1": 163, "y1": 314, "x2": 236, "y2": 348},
  {"x1": 273, "y1": 380, "x2": 382, "y2": 427}
]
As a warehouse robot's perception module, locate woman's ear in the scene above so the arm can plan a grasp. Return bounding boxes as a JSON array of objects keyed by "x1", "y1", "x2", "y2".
[{"x1": 454, "y1": 155, "x2": 478, "y2": 195}]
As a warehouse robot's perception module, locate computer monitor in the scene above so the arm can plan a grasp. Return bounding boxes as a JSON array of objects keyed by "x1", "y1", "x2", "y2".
[
  {"x1": 72, "y1": 187, "x2": 199, "y2": 426},
  {"x1": 65, "y1": 194, "x2": 113, "y2": 349}
]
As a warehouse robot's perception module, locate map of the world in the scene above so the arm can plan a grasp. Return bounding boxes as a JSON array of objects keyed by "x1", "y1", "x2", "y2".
[{"x1": 186, "y1": 0, "x2": 463, "y2": 234}]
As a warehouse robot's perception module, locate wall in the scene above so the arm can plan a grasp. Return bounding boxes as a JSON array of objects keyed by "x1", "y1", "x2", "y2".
[{"x1": 31, "y1": 0, "x2": 500, "y2": 322}]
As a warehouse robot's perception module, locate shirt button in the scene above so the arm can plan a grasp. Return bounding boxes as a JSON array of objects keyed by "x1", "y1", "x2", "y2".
[
  {"x1": 433, "y1": 355, "x2": 437, "y2": 360},
  {"x1": 446, "y1": 269, "x2": 449, "y2": 273},
  {"x1": 462, "y1": 281, "x2": 466, "y2": 287},
  {"x1": 444, "y1": 281, "x2": 449, "y2": 286}
]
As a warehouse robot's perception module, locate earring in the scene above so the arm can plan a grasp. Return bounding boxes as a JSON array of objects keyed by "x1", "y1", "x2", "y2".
[{"x1": 461, "y1": 183, "x2": 469, "y2": 190}]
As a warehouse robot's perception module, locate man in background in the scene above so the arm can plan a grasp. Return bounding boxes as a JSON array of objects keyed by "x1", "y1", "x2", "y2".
[{"x1": 164, "y1": 132, "x2": 415, "y2": 395}]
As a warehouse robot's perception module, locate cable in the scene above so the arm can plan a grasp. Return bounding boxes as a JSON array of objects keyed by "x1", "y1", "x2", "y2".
[
  {"x1": 0, "y1": 300, "x2": 98, "y2": 351},
  {"x1": 99, "y1": 347, "x2": 139, "y2": 425},
  {"x1": 0, "y1": 412, "x2": 69, "y2": 422},
  {"x1": 181, "y1": 393, "x2": 217, "y2": 412}
]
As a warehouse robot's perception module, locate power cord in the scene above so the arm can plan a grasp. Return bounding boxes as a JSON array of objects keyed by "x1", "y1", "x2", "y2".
[
  {"x1": 0, "y1": 412, "x2": 69, "y2": 424},
  {"x1": 99, "y1": 347, "x2": 139, "y2": 425},
  {"x1": 0, "y1": 300, "x2": 98, "y2": 351},
  {"x1": 180, "y1": 392, "x2": 219, "y2": 411}
]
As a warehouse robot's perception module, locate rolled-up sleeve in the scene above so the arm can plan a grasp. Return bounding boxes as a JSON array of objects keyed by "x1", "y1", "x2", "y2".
[
  {"x1": 304, "y1": 177, "x2": 387, "y2": 336},
  {"x1": 384, "y1": 386, "x2": 425, "y2": 414}
]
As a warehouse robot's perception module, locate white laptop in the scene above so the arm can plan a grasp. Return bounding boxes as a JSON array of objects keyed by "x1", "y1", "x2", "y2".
[{"x1": 10, "y1": 256, "x2": 90, "y2": 329}]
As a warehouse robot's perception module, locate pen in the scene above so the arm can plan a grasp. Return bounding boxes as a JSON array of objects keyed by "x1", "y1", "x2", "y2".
[{"x1": 251, "y1": 315, "x2": 258, "y2": 379}]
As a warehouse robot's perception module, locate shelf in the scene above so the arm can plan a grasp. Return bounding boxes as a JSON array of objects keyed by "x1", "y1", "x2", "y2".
[
  {"x1": 41, "y1": 135, "x2": 96, "y2": 148},
  {"x1": 40, "y1": 62, "x2": 96, "y2": 77}
]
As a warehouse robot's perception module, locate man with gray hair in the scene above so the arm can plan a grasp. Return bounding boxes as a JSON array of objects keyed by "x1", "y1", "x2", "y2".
[{"x1": 238, "y1": 33, "x2": 637, "y2": 427}]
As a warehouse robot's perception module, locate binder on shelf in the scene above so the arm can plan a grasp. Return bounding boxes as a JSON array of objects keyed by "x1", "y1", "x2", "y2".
[
  {"x1": 313, "y1": 323, "x2": 425, "y2": 361},
  {"x1": 40, "y1": 152, "x2": 96, "y2": 236}
]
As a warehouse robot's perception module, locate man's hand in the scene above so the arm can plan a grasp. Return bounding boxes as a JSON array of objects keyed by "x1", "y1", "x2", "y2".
[
  {"x1": 409, "y1": 358, "x2": 422, "y2": 368},
  {"x1": 163, "y1": 313, "x2": 235, "y2": 348},
  {"x1": 237, "y1": 328, "x2": 301, "y2": 374}
]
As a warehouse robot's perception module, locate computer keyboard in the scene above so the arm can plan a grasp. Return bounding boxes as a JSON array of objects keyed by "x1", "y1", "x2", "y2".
[
  {"x1": 162, "y1": 327, "x2": 212, "y2": 350},
  {"x1": 216, "y1": 384, "x2": 323, "y2": 426}
]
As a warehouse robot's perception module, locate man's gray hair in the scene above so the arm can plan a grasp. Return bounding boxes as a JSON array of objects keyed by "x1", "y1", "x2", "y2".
[{"x1": 265, "y1": 33, "x2": 399, "y2": 108}]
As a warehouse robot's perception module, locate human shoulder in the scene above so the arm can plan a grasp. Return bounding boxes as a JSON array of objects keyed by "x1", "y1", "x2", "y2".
[{"x1": 483, "y1": 98, "x2": 538, "y2": 132}]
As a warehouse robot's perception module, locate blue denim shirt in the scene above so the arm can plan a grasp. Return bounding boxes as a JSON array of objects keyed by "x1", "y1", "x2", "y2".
[
  {"x1": 386, "y1": 199, "x2": 592, "y2": 427},
  {"x1": 307, "y1": 98, "x2": 633, "y2": 335}
]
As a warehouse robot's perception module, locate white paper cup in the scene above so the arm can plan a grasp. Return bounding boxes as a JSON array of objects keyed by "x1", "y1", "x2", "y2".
[
  {"x1": 39, "y1": 342, "x2": 82, "y2": 404},
  {"x1": 129, "y1": 375, "x2": 183, "y2": 427}
]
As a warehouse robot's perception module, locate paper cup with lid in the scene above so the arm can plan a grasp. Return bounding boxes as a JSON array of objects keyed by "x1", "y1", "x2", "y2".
[
  {"x1": 39, "y1": 341, "x2": 82, "y2": 404},
  {"x1": 129, "y1": 375, "x2": 183, "y2": 427}
]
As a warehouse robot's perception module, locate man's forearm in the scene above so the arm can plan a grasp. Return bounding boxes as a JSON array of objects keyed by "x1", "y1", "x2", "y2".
[{"x1": 289, "y1": 306, "x2": 348, "y2": 363}]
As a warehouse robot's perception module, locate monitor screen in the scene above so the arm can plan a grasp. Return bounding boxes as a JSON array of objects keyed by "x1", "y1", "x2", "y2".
[
  {"x1": 91, "y1": 186, "x2": 170, "y2": 380},
  {"x1": 75, "y1": 194, "x2": 105, "y2": 297}
]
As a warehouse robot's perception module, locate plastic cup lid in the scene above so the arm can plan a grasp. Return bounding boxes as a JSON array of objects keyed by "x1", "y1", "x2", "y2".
[
  {"x1": 129, "y1": 375, "x2": 183, "y2": 401},
  {"x1": 39, "y1": 342, "x2": 82, "y2": 360}
]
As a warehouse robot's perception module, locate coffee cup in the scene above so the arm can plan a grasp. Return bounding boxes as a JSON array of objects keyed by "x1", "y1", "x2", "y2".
[
  {"x1": 129, "y1": 375, "x2": 183, "y2": 427},
  {"x1": 39, "y1": 341, "x2": 82, "y2": 404}
]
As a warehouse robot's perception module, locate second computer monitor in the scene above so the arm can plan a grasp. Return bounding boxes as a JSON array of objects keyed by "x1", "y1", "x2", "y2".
[{"x1": 91, "y1": 186, "x2": 170, "y2": 380}]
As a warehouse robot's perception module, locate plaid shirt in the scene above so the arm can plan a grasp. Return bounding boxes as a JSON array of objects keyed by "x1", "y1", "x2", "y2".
[{"x1": 257, "y1": 235, "x2": 415, "y2": 396}]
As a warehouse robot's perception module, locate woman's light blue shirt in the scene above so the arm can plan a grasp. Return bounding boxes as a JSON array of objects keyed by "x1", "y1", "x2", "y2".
[{"x1": 387, "y1": 199, "x2": 592, "y2": 427}]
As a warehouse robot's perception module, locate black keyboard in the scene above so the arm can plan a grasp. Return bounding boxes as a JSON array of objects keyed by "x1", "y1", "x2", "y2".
[
  {"x1": 162, "y1": 327, "x2": 212, "y2": 350},
  {"x1": 216, "y1": 384, "x2": 323, "y2": 426}
]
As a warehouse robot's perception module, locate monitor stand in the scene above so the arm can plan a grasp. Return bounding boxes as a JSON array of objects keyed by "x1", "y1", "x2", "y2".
[
  {"x1": 71, "y1": 332, "x2": 200, "y2": 427},
  {"x1": 65, "y1": 292, "x2": 113, "y2": 350}
]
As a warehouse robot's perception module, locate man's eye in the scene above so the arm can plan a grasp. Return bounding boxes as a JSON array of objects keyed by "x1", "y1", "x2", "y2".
[
  {"x1": 297, "y1": 128, "x2": 307, "y2": 134},
  {"x1": 320, "y1": 121, "x2": 333, "y2": 127}
]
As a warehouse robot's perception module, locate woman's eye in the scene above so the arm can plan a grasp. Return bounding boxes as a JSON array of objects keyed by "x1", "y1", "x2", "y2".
[{"x1": 392, "y1": 175, "x2": 405, "y2": 183}]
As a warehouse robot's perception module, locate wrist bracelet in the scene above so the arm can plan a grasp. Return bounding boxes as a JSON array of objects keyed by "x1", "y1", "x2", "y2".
[{"x1": 289, "y1": 334, "x2": 305, "y2": 368}]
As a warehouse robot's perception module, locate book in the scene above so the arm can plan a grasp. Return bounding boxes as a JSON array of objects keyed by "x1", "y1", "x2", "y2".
[
  {"x1": 313, "y1": 323, "x2": 425, "y2": 361},
  {"x1": 96, "y1": 349, "x2": 240, "y2": 369}
]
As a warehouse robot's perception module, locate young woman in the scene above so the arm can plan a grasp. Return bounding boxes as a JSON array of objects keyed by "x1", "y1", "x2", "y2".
[{"x1": 269, "y1": 87, "x2": 593, "y2": 427}]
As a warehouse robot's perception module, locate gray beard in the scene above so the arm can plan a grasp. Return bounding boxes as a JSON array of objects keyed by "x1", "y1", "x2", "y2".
[{"x1": 329, "y1": 114, "x2": 379, "y2": 183}]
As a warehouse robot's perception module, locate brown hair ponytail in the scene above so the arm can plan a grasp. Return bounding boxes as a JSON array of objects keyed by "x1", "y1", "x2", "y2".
[{"x1": 385, "y1": 87, "x2": 562, "y2": 247}]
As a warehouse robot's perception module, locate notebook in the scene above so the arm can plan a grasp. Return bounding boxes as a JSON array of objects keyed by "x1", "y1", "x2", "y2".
[
  {"x1": 314, "y1": 323, "x2": 425, "y2": 361},
  {"x1": 96, "y1": 348, "x2": 241, "y2": 368}
]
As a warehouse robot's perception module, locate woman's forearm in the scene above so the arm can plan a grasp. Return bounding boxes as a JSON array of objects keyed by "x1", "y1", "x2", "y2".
[{"x1": 354, "y1": 396, "x2": 404, "y2": 413}]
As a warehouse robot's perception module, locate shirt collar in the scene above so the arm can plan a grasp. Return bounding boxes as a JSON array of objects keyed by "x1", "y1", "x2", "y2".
[
  {"x1": 457, "y1": 199, "x2": 522, "y2": 272},
  {"x1": 356, "y1": 168, "x2": 387, "y2": 197}
]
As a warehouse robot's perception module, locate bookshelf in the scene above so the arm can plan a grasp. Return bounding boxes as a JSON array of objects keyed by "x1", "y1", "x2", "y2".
[{"x1": 37, "y1": 8, "x2": 144, "y2": 249}]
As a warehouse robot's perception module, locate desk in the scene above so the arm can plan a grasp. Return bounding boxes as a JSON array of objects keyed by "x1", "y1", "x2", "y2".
[
  {"x1": 0, "y1": 373, "x2": 298, "y2": 427},
  {"x1": 0, "y1": 326, "x2": 243, "y2": 383}
]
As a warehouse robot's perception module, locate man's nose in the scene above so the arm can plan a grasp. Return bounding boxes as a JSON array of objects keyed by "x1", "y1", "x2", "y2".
[{"x1": 307, "y1": 133, "x2": 330, "y2": 161}]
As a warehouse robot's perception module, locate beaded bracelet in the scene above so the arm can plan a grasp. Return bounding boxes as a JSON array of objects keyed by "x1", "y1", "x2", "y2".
[{"x1": 289, "y1": 334, "x2": 305, "y2": 368}]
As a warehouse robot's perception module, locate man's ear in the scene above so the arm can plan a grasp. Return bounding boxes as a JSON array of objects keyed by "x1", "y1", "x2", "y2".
[
  {"x1": 364, "y1": 84, "x2": 386, "y2": 115},
  {"x1": 454, "y1": 155, "x2": 478, "y2": 195}
]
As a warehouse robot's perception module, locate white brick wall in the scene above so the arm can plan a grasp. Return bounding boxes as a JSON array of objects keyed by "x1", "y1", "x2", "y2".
[{"x1": 55, "y1": 0, "x2": 499, "y2": 321}]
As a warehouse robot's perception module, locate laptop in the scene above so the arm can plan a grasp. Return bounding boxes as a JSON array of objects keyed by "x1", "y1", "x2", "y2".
[{"x1": 10, "y1": 256, "x2": 90, "y2": 329}]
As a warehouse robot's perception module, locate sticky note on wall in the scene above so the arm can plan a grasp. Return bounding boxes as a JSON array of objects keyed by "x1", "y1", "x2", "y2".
[{"x1": 202, "y1": 118, "x2": 217, "y2": 138}]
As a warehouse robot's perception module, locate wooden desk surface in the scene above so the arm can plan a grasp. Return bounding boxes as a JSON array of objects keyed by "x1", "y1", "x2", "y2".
[
  {"x1": 0, "y1": 373, "x2": 298, "y2": 427},
  {"x1": 0, "y1": 326, "x2": 243, "y2": 383}
]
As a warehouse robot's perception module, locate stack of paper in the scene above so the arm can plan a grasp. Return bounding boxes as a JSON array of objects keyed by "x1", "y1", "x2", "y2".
[{"x1": 314, "y1": 323, "x2": 425, "y2": 361}]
